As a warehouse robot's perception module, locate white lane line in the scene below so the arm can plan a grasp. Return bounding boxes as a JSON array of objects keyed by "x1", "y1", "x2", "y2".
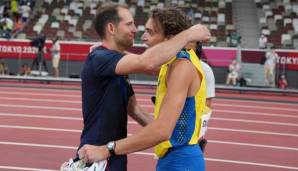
[
  {"x1": 1, "y1": 122, "x2": 298, "y2": 138},
  {"x1": 0, "y1": 97, "x2": 81, "y2": 104},
  {"x1": 3, "y1": 103, "x2": 297, "y2": 119},
  {"x1": 0, "y1": 87, "x2": 79, "y2": 93},
  {"x1": 214, "y1": 98, "x2": 298, "y2": 106},
  {"x1": 0, "y1": 125, "x2": 298, "y2": 151},
  {"x1": 0, "y1": 125, "x2": 82, "y2": 133},
  {"x1": 1, "y1": 101, "x2": 297, "y2": 120},
  {"x1": 1, "y1": 108, "x2": 297, "y2": 128},
  {"x1": 137, "y1": 105, "x2": 298, "y2": 119},
  {"x1": 205, "y1": 158, "x2": 298, "y2": 170},
  {"x1": 0, "y1": 91, "x2": 80, "y2": 98},
  {"x1": 0, "y1": 141, "x2": 298, "y2": 170},
  {"x1": 0, "y1": 93, "x2": 298, "y2": 114},
  {"x1": 137, "y1": 97, "x2": 298, "y2": 107},
  {"x1": 213, "y1": 117, "x2": 298, "y2": 127},
  {"x1": 213, "y1": 109, "x2": 298, "y2": 119},
  {"x1": 0, "y1": 141, "x2": 77, "y2": 149},
  {"x1": 0, "y1": 166, "x2": 57, "y2": 171},
  {"x1": 137, "y1": 99, "x2": 298, "y2": 111},
  {"x1": 209, "y1": 127, "x2": 298, "y2": 137},
  {"x1": 1, "y1": 112, "x2": 297, "y2": 137},
  {"x1": 1, "y1": 113, "x2": 297, "y2": 137},
  {"x1": 134, "y1": 115, "x2": 298, "y2": 127},
  {"x1": 0, "y1": 113, "x2": 82, "y2": 120},
  {"x1": 0, "y1": 125, "x2": 133, "y2": 135},
  {"x1": 1, "y1": 113, "x2": 298, "y2": 137},
  {"x1": 209, "y1": 140, "x2": 298, "y2": 151},
  {"x1": 0, "y1": 111, "x2": 298, "y2": 130},
  {"x1": 0, "y1": 141, "x2": 148, "y2": 156},
  {"x1": 214, "y1": 103, "x2": 297, "y2": 112},
  {"x1": 0, "y1": 113, "x2": 146, "y2": 123},
  {"x1": 1, "y1": 140, "x2": 298, "y2": 152},
  {"x1": 1, "y1": 87, "x2": 296, "y2": 107},
  {"x1": 0, "y1": 104, "x2": 81, "y2": 111},
  {"x1": 0, "y1": 94, "x2": 296, "y2": 113},
  {"x1": 0, "y1": 89, "x2": 296, "y2": 108},
  {"x1": 1, "y1": 100, "x2": 297, "y2": 119}
]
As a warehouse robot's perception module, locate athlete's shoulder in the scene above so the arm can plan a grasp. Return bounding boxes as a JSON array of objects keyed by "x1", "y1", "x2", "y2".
[{"x1": 176, "y1": 50, "x2": 191, "y2": 60}]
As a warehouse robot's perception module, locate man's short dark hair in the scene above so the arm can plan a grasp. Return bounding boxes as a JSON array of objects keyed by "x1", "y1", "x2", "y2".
[
  {"x1": 94, "y1": 3, "x2": 128, "y2": 39},
  {"x1": 150, "y1": 8, "x2": 191, "y2": 38}
]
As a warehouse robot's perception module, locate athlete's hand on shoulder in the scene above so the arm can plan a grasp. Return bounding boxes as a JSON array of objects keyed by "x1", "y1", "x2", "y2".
[
  {"x1": 187, "y1": 24, "x2": 211, "y2": 42},
  {"x1": 78, "y1": 144, "x2": 110, "y2": 163}
]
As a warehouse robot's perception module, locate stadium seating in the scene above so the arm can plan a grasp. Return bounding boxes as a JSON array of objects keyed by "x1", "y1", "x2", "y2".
[
  {"x1": 17, "y1": 0, "x2": 97, "y2": 41},
  {"x1": 255, "y1": 0, "x2": 298, "y2": 49},
  {"x1": 15, "y1": 0, "x2": 235, "y2": 47},
  {"x1": 4, "y1": 0, "x2": 298, "y2": 49}
]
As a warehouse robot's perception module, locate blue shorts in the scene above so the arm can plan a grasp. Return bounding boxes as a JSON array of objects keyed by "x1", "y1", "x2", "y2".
[{"x1": 156, "y1": 145, "x2": 205, "y2": 171}]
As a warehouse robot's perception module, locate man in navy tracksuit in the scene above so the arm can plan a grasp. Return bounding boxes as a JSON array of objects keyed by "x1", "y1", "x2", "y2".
[{"x1": 78, "y1": 3, "x2": 210, "y2": 170}]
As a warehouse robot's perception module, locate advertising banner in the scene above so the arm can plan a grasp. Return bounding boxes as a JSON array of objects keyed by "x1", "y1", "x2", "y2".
[{"x1": 1, "y1": 39, "x2": 297, "y2": 70}]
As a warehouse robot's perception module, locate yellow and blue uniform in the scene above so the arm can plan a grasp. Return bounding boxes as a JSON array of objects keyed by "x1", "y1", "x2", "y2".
[{"x1": 154, "y1": 49, "x2": 207, "y2": 171}]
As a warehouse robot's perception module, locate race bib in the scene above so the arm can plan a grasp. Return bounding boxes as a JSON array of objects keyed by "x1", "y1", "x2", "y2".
[{"x1": 199, "y1": 111, "x2": 212, "y2": 138}]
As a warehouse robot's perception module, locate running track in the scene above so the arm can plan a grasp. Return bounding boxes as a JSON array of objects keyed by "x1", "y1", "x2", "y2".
[{"x1": 0, "y1": 81, "x2": 297, "y2": 171}]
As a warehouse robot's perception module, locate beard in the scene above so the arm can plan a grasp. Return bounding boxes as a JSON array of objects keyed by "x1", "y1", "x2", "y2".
[{"x1": 116, "y1": 36, "x2": 134, "y2": 50}]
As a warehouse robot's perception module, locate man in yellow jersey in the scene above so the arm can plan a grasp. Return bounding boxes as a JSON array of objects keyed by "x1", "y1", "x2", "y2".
[{"x1": 78, "y1": 8, "x2": 210, "y2": 171}]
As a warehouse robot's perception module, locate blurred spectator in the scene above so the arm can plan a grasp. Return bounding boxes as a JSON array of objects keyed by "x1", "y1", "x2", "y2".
[
  {"x1": 11, "y1": 0, "x2": 19, "y2": 19},
  {"x1": 0, "y1": 13, "x2": 14, "y2": 39},
  {"x1": 19, "y1": 0, "x2": 26, "y2": 6},
  {"x1": 264, "y1": 46, "x2": 278, "y2": 87},
  {"x1": 19, "y1": 63, "x2": 31, "y2": 76},
  {"x1": 31, "y1": 34, "x2": 48, "y2": 73},
  {"x1": 51, "y1": 37, "x2": 61, "y2": 77},
  {"x1": 227, "y1": 31, "x2": 241, "y2": 47},
  {"x1": 259, "y1": 34, "x2": 267, "y2": 49},
  {"x1": 226, "y1": 60, "x2": 241, "y2": 86},
  {"x1": 27, "y1": 0, "x2": 35, "y2": 10},
  {"x1": 0, "y1": 4, "x2": 5, "y2": 17},
  {"x1": 13, "y1": 18, "x2": 24, "y2": 35},
  {"x1": 20, "y1": 2, "x2": 31, "y2": 23},
  {"x1": 277, "y1": 74, "x2": 288, "y2": 89},
  {"x1": 3, "y1": 1, "x2": 11, "y2": 15},
  {"x1": 0, "y1": 58, "x2": 8, "y2": 75}
]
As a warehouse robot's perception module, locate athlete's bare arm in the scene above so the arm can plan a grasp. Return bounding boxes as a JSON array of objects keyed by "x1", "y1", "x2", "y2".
[
  {"x1": 78, "y1": 59, "x2": 200, "y2": 163},
  {"x1": 127, "y1": 95, "x2": 153, "y2": 126},
  {"x1": 115, "y1": 24, "x2": 210, "y2": 75}
]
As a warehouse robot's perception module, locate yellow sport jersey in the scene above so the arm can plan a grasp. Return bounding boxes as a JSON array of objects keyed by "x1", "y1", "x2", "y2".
[{"x1": 153, "y1": 49, "x2": 207, "y2": 158}]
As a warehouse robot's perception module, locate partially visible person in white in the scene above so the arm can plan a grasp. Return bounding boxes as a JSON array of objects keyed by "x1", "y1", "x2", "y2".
[
  {"x1": 198, "y1": 60, "x2": 215, "y2": 147},
  {"x1": 264, "y1": 46, "x2": 278, "y2": 87},
  {"x1": 185, "y1": 42, "x2": 215, "y2": 106},
  {"x1": 185, "y1": 42, "x2": 215, "y2": 152},
  {"x1": 226, "y1": 60, "x2": 241, "y2": 86},
  {"x1": 200, "y1": 61, "x2": 215, "y2": 107},
  {"x1": 51, "y1": 37, "x2": 61, "y2": 77},
  {"x1": 259, "y1": 33, "x2": 268, "y2": 49}
]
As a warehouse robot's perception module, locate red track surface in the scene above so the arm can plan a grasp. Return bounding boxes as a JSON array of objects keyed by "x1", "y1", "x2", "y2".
[{"x1": 0, "y1": 81, "x2": 297, "y2": 171}]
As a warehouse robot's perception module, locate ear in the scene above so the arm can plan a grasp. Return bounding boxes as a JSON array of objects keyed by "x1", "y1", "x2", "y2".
[{"x1": 107, "y1": 23, "x2": 116, "y2": 35}]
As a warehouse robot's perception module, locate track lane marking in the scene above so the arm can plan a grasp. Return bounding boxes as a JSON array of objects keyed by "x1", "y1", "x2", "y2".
[
  {"x1": 1, "y1": 103, "x2": 298, "y2": 120},
  {"x1": 0, "y1": 166, "x2": 57, "y2": 171},
  {"x1": 0, "y1": 141, "x2": 297, "y2": 170}
]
